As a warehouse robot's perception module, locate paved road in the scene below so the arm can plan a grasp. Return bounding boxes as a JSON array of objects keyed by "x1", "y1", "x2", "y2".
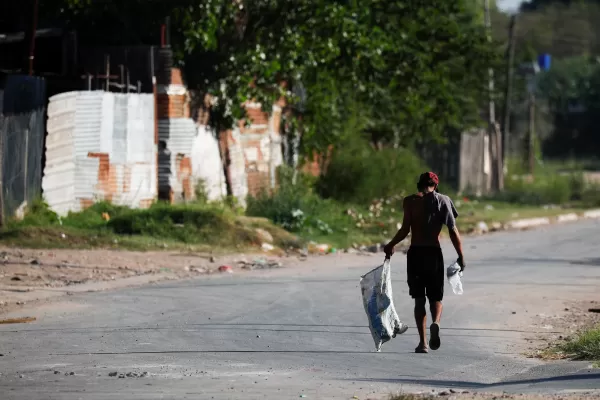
[{"x1": 1, "y1": 220, "x2": 600, "y2": 399}]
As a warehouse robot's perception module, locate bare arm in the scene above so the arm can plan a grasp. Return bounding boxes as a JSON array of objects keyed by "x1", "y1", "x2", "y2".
[
  {"x1": 384, "y1": 199, "x2": 410, "y2": 256},
  {"x1": 442, "y1": 196, "x2": 465, "y2": 270},
  {"x1": 448, "y1": 226, "x2": 464, "y2": 260}
]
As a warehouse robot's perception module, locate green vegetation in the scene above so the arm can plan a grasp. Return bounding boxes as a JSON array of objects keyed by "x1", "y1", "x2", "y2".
[
  {"x1": 492, "y1": 159, "x2": 600, "y2": 207},
  {"x1": 316, "y1": 142, "x2": 425, "y2": 204},
  {"x1": 1, "y1": 200, "x2": 300, "y2": 252},
  {"x1": 245, "y1": 161, "x2": 596, "y2": 250},
  {"x1": 389, "y1": 394, "x2": 436, "y2": 400},
  {"x1": 542, "y1": 324, "x2": 600, "y2": 366},
  {"x1": 41, "y1": 0, "x2": 496, "y2": 181},
  {"x1": 557, "y1": 325, "x2": 600, "y2": 362},
  {"x1": 2, "y1": 1, "x2": 599, "y2": 253},
  {"x1": 4, "y1": 158, "x2": 600, "y2": 252}
]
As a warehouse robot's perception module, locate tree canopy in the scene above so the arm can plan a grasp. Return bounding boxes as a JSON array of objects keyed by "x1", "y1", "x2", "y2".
[
  {"x1": 520, "y1": 0, "x2": 597, "y2": 11},
  {"x1": 40, "y1": 0, "x2": 498, "y2": 152}
]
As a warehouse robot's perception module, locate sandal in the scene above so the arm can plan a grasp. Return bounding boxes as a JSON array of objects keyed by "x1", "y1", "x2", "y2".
[
  {"x1": 415, "y1": 344, "x2": 429, "y2": 353},
  {"x1": 429, "y1": 322, "x2": 441, "y2": 351}
]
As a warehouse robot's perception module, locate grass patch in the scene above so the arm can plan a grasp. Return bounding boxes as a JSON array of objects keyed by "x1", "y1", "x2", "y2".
[
  {"x1": 493, "y1": 158, "x2": 600, "y2": 207},
  {"x1": 247, "y1": 172, "x2": 590, "y2": 250},
  {"x1": 244, "y1": 163, "x2": 600, "y2": 251},
  {"x1": 1, "y1": 200, "x2": 302, "y2": 252},
  {"x1": 4, "y1": 158, "x2": 600, "y2": 252},
  {"x1": 389, "y1": 394, "x2": 436, "y2": 400},
  {"x1": 557, "y1": 325, "x2": 600, "y2": 362},
  {"x1": 453, "y1": 199, "x2": 586, "y2": 233}
]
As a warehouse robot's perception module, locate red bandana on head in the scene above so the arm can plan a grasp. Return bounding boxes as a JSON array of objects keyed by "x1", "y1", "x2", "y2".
[{"x1": 427, "y1": 172, "x2": 439, "y2": 185}]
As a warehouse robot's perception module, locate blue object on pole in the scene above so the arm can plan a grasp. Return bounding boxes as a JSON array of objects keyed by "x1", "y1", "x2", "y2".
[{"x1": 538, "y1": 54, "x2": 551, "y2": 71}]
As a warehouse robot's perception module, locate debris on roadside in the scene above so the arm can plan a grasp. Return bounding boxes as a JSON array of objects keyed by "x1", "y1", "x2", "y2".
[
  {"x1": 255, "y1": 228, "x2": 274, "y2": 243},
  {"x1": 218, "y1": 265, "x2": 234, "y2": 273},
  {"x1": 490, "y1": 222, "x2": 503, "y2": 231},
  {"x1": 237, "y1": 258, "x2": 282, "y2": 271},
  {"x1": 261, "y1": 243, "x2": 275, "y2": 252},
  {"x1": 307, "y1": 242, "x2": 330, "y2": 254},
  {"x1": 108, "y1": 371, "x2": 148, "y2": 378},
  {"x1": 476, "y1": 221, "x2": 489, "y2": 234},
  {"x1": 184, "y1": 265, "x2": 208, "y2": 274}
]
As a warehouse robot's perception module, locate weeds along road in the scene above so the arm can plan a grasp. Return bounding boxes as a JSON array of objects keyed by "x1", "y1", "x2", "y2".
[{"x1": 0, "y1": 219, "x2": 599, "y2": 400}]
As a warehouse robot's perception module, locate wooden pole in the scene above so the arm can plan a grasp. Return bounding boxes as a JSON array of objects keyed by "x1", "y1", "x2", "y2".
[
  {"x1": 28, "y1": 0, "x2": 39, "y2": 75},
  {"x1": 502, "y1": 15, "x2": 517, "y2": 168},
  {"x1": 529, "y1": 91, "x2": 536, "y2": 174},
  {"x1": 0, "y1": 123, "x2": 4, "y2": 227},
  {"x1": 484, "y1": 0, "x2": 503, "y2": 190}
]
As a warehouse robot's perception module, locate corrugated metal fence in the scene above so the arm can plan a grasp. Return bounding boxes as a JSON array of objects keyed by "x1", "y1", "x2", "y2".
[
  {"x1": 0, "y1": 75, "x2": 46, "y2": 222},
  {"x1": 158, "y1": 118, "x2": 197, "y2": 202},
  {"x1": 43, "y1": 91, "x2": 156, "y2": 215}
]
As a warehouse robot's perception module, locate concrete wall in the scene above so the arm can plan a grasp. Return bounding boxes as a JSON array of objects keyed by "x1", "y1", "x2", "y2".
[{"x1": 459, "y1": 128, "x2": 492, "y2": 196}]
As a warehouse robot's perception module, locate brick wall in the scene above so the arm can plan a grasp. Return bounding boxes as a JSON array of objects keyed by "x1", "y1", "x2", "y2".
[
  {"x1": 208, "y1": 99, "x2": 285, "y2": 205},
  {"x1": 157, "y1": 67, "x2": 195, "y2": 203},
  {"x1": 156, "y1": 68, "x2": 190, "y2": 119}
]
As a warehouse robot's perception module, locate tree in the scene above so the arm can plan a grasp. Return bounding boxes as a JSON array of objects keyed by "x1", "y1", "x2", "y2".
[
  {"x1": 41, "y1": 0, "x2": 498, "y2": 155},
  {"x1": 520, "y1": 0, "x2": 598, "y2": 11},
  {"x1": 535, "y1": 56, "x2": 600, "y2": 157}
]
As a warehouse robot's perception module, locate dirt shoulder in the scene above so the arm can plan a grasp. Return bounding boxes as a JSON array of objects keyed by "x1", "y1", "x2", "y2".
[
  {"x1": 526, "y1": 299, "x2": 600, "y2": 361},
  {"x1": 0, "y1": 246, "x2": 294, "y2": 317},
  {"x1": 391, "y1": 392, "x2": 600, "y2": 400}
]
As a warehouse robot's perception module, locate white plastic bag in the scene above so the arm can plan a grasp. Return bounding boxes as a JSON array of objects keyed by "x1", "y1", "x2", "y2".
[
  {"x1": 360, "y1": 258, "x2": 404, "y2": 352},
  {"x1": 446, "y1": 261, "x2": 464, "y2": 295}
]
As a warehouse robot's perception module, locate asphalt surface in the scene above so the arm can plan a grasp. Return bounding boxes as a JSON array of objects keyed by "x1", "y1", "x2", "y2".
[{"x1": 1, "y1": 220, "x2": 599, "y2": 399}]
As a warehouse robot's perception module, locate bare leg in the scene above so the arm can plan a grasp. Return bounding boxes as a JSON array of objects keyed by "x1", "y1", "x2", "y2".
[
  {"x1": 430, "y1": 301, "x2": 443, "y2": 324},
  {"x1": 429, "y1": 300, "x2": 443, "y2": 350},
  {"x1": 414, "y1": 298, "x2": 428, "y2": 352}
]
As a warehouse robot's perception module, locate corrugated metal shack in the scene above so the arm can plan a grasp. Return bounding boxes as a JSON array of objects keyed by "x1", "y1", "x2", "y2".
[
  {"x1": 43, "y1": 91, "x2": 156, "y2": 215},
  {"x1": 0, "y1": 75, "x2": 47, "y2": 221}
]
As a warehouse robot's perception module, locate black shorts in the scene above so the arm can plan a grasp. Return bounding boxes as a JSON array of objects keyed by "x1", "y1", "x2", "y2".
[{"x1": 407, "y1": 246, "x2": 444, "y2": 302}]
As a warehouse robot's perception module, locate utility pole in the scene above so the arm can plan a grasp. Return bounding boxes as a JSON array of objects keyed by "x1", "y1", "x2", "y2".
[
  {"x1": 502, "y1": 14, "x2": 517, "y2": 168},
  {"x1": 484, "y1": 0, "x2": 495, "y2": 125},
  {"x1": 484, "y1": 0, "x2": 503, "y2": 190},
  {"x1": 24, "y1": 0, "x2": 40, "y2": 75},
  {"x1": 528, "y1": 91, "x2": 535, "y2": 174}
]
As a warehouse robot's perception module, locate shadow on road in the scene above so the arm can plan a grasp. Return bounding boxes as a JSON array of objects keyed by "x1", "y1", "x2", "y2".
[
  {"x1": 55, "y1": 350, "x2": 416, "y2": 356},
  {"x1": 488, "y1": 257, "x2": 600, "y2": 267},
  {"x1": 1, "y1": 323, "x2": 561, "y2": 335},
  {"x1": 343, "y1": 372, "x2": 600, "y2": 389}
]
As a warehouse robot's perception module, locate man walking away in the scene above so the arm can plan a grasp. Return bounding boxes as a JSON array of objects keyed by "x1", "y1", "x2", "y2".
[{"x1": 383, "y1": 172, "x2": 465, "y2": 354}]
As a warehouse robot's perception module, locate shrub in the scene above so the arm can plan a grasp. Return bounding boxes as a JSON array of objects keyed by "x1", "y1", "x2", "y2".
[
  {"x1": 316, "y1": 144, "x2": 425, "y2": 204},
  {"x1": 559, "y1": 325, "x2": 600, "y2": 361},
  {"x1": 107, "y1": 202, "x2": 255, "y2": 245},
  {"x1": 582, "y1": 183, "x2": 600, "y2": 207},
  {"x1": 194, "y1": 179, "x2": 210, "y2": 204},
  {"x1": 246, "y1": 167, "x2": 311, "y2": 231},
  {"x1": 13, "y1": 199, "x2": 60, "y2": 227}
]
